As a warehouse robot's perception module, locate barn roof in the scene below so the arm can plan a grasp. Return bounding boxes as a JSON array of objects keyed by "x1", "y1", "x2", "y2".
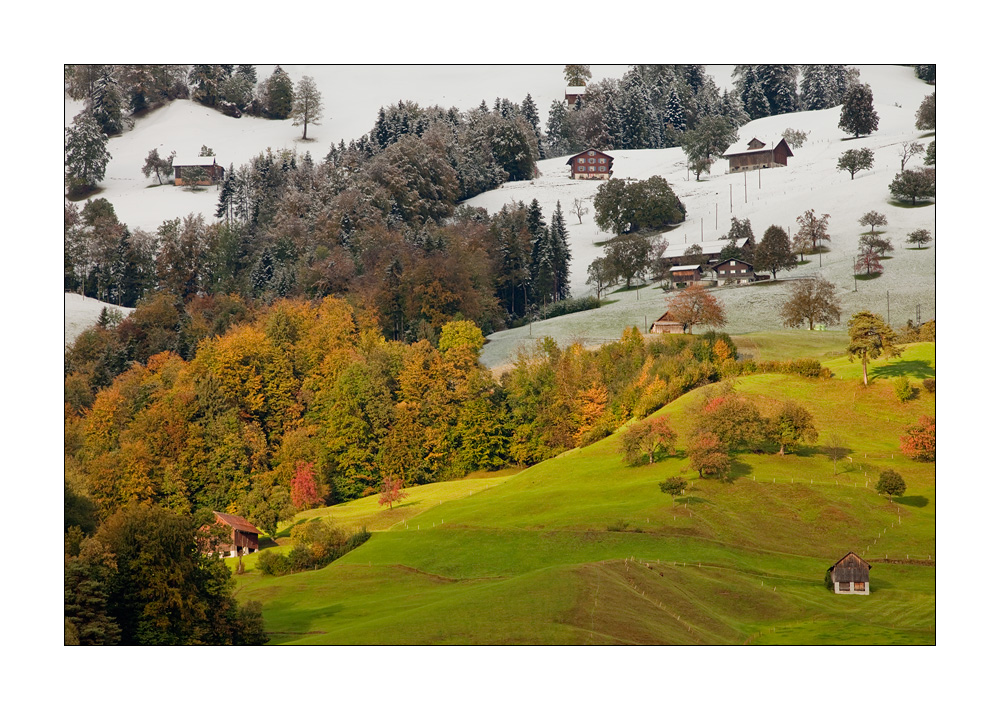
[
  {"x1": 723, "y1": 137, "x2": 793, "y2": 158},
  {"x1": 828, "y1": 551, "x2": 871, "y2": 582},
  {"x1": 659, "y1": 237, "x2": 747, "y2": 259},
  {"x1": 669, "y1": 264, "x2": 703, "y2": 271},
  {"x1": 565, "y1": 148, "x2": 613, "y2": 165},
  {"x1": 213, "y1": 511, "x2": 261, "y2": 535},
  {"x1": 173, "y1": 155, "x2": 218, "y2": 167},
  {"x1": 652, "y1": 311, "x2": 682, "y2": 324}
]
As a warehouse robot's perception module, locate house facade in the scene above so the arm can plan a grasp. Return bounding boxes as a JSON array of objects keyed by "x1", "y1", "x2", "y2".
[
  {"x1": 565, "y1": 85, "x2": 587, "y2": 106},
  {"x1": 711, "y1": 258, "x2": 757, "y2": 285},
  {"x1": 828, "y1": 552, "x2": 871, "y2": 595},
  {"x1": 209, "y1": 511, "x2": 261, "y2": 558},
  {"x1": 723, "y1": 137, "x2": 793, "y2": 173},
  {"x1": 668, "y1": 264, "x2": 707, "y2": 289},
  {"x1": 566, "y1": 149, "x2": 613, "y2": 180},
  {"x1": 173, "y1": 156, "x2": 225, "y2": 186}
]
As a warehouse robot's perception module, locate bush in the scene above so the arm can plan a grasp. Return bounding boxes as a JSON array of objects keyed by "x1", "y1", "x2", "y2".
[
  {"x1": 901, "y1": 415, "x2": 935, "y2": 462},
  {"x1": 893, "y1": 376, "x2": 915, "y2": 402},
  {"x1": 922, "y1": 378, "x2": 935, "y2": 394},
  {"x1": 258, "y1": 522, "x2": 371, "y2": 576},
  {"x1": 256, "y1": 549, "x2": 292, "y2": 576},
  {"x1": 875, "y1": 469, "x2": 907, "y2": 501}
]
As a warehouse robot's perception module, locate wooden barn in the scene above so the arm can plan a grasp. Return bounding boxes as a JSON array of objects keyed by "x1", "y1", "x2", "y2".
[
  {"x1": 659, "y1": 237, "x2": 748, "y2": 267},
  {"x1": 173, "y1": 155, "x2": 225, "y2": 186},
  {"x1": 209, "y1": 511, "x2": 261, "y2": 558},
  {"x1": 567, "y1": 148, "x2": 613, "y2": 180},
  {"x1": 723, "y1": 137, "x2": 793, "y2": 173},
  {"x1": 827, "y1": 552, "x2": 871, "y2": 595},
  {"x1": 668, "y1": 264, "x2": 706, "y2": 289},
  {"x1": 649, "y1": 312, "x2": 685, "y2": 334},
  {"x1": 711, "y1": 258, "x2": 757, "y2": 285},
  {"x1": 565, "y1": 85, "x2": 587, "y2": 106}
]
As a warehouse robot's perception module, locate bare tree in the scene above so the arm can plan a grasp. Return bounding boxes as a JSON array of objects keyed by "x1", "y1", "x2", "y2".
[
  {"x1": 899, "y1": 141, "x2": 925, "y2": 171},
  {"x1": 571, "y1": 197, "x2": 589, "y2": 224}
]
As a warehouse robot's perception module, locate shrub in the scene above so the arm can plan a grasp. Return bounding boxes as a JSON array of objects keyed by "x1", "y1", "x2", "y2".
[
  {"x1": 901, "y1": 415, "x2": 935, "y2": 462},
  {"x1": 893, "y1": 376, "x2": 915, "y2": 402},
  {"x1": 255, "y1": 549, "x2": 292, "y2": 576},
  {"x1": 922, "y1": 378, "x2": 935, "y2": 394},
  {"x1": 875, "y1": 469, "x2": 907, "y2": 501}
]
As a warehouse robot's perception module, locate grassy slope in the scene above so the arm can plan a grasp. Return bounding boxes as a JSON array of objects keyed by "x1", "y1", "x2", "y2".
[{"x1": 234, "y1": 339, "x2": 935, "y2": 645}]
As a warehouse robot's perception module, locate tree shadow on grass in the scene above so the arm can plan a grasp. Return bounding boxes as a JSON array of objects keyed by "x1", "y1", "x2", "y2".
[
  {"x1": 853, "y1": 272, "x2": 883, "y2": 281},
  {"x1": 887, "y1": 199, "x2": 934, "y2": 209},
  {"x1": 728, "y1": 460, "x2": 754, "y2": 482},
  {"x1": 872, "y1": 358, "x2": 935, "y2": 380},
  {"x1": 895, "y1": 495, "x2": 929, "y2": 508},
  {"x1": 675, "y1": 495, "x2": 711, "y2": 506}
]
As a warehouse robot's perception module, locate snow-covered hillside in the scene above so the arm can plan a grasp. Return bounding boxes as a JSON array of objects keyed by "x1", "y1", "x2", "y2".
[
  {"x1": 65, "y1": 65, "x2": 935, "y2": 369},
  {"x1": 65, "y1": 293, "x2": 133, "y2": 346}
]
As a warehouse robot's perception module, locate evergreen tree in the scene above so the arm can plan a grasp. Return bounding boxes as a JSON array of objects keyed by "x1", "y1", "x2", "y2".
[
  {"x1": 839, "y1": 83, "x2": 879, "y2": 138},
  {"x1": 550, "y1": 201, "x2": 571, "y2": 301},
  {"x1": 618, "y1": 70, "x2": 654, "y2": 149},
  {"x1": 65, "y1": 111, "x2": 111, "y2": 192},
  {"x1": 265, "y1": 66, "x2": 294, "y2": 119},
  {"x1": 92, "y1": 65, "x2": 128, "y2": 135},
  {"x1": 521, "y1": 93, "x2": 544, "y2": 158}
]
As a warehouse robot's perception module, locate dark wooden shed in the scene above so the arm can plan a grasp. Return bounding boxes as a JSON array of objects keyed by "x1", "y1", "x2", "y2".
[
  {"x1": 210, "y1": 511, "x2": 261, "y2": 558},
  {"x1": 173, "y1": 156, "x2": 225, "y2": 186},
  {"x1": 828, "y1": 551, "x2": 871, "y2": 595},
  {"x1": 723, "y1": 137, "x2": 793, "y2": 173}
]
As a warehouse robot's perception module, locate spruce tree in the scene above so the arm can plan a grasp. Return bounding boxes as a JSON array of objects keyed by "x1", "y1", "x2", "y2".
[
  {"x1": 65, "y1": 111, "x2": 111, "y2": 192},
  {"x1": 551, "y1": 201, "x2": 571, "y2": 301},
  {"x1": 839, "y1": 83, "x2": 879, "y2": 138},
  {"x1": 265, "y1": 66, "x2": 294, "y2": 120}
]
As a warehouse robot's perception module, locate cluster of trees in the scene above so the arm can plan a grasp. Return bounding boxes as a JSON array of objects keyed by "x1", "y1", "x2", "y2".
[
  {"x1": 64, "y1": 502, "x2": 267, "y2": 645},
  {"x1": 66, "y1": 304, "x2": 749, "y2": 535},
  {"x1": 255, "y1": 520, "x2": 370, "y2": 576}
]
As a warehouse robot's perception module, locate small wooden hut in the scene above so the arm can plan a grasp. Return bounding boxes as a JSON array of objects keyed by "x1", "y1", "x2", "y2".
[
  {"x1": 668, "y1": 264, "x2": 705, "y2": 289},
  {"x1": 173, "y1": 155, "x2": 225, "y2": 186},
  {"x1": 723, "y1": 137, "x2": 793, "y2": 173},
  {"x1": 209, "y1": 511, "x2": 261, "y2": 558},
  {"x1": 827, "y1": 552, "x2": 871, "y2": 595},
  {"x1": 649, "y1": 311, "x2": 685, "y2": 334}
]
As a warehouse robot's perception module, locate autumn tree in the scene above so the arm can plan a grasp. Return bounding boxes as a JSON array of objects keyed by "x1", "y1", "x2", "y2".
[
  {"x1": 755, "y1": 225, "x2": 797, "y2": 280},
  {"x1": 854, "y1": 246, "x2": 884, "y2": 276},
  {"x1": 686, "y1": 431, "x2": 732, "y2": 480},
  {"x1": 664, "y1": 283, "x2": 726, "y2": 334},
  {"x1": 564, "y1": 65, "x2": 592, "y2": 86},
  {"x1": 290, "y1": 461, "x2": 325, "y2": 510},
  {"x1": 836, "y1": 147, "x2": 875, "y2": 180},
  {"x1": 619, "y1": 416, "x2": 677, "y2": 466},
  {"x1": 846, "y1": 310, "x2": 901, "y2": 385},
  {"x1": 779, "y1": 276, "x2": 842, "y2": 330},
  {"x1": 875, "y1": 469, "x2": 906, "y2": 502},
  {"x1": 906, "y1": 228, "x2": 932, "y2": 249},
  {"x1": 900, "y1": 415, "x2": 935, "y2": 461},
  {"x1": 378, "y1": 474, "x2": 407, "y2": 509},
  {"x1": 859, "y1": 233, "x2": 893, "y2": 257},
  {"x1": 795, "y1": 209, "x2": 831, "y2": 252},
  {"x1": 768, "y1": 401, "x2": 819, "y2": 455},
  {"x1": 692, "y1": 389, "x2": 767, "y2": 453},
  {"x1": 659, "y1": 476, "x2": 687, "y2": 503},
  {"x1": 859, "y1": 211, "x2": 887, "y2": 235},
  {"x1": 291, "y1": 75, "x2": 324, "y2": 140}
]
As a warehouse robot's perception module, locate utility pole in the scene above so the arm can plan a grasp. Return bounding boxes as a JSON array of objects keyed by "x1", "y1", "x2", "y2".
[{"x1": 886, "y1": 291, "x2": 890, "y2": 325}]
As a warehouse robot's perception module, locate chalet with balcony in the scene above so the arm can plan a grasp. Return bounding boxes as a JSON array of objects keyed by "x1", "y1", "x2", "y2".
[
  {"x1": 711, "y1": 258, "x2": 757, "y2": 285},
  {"x1": 173, "y1": 155, "x2": 225, "y2": 186},
  {"x1": 827, "y1": 552, "x2": 871, "y2": 595},
  {"x1": 567, "y1": 149, "x2": 613, "y2": 180},
  {"x1": 723, "y1": 137, "x2": 793, "y2": 173}
]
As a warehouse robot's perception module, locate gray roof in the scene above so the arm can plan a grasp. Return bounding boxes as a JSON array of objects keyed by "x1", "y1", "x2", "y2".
[
  {"x1": 173, "y1": 155, "x2": 218, "y2": 167},
  {"x1": 660, "y1": 237, "x2": 747, "y2": 259},
  {"x1": 669, "y1": 264, "x2": 704, "y2": 271}
]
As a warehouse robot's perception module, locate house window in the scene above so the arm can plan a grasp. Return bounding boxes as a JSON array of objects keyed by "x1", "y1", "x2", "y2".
[
  {"x1": 578, "y1": 158, "x2": 585, "y2": 163},
  {"x1": 589, "y1": 158, "x2": 595, "y2": 163},
  {"x1": 854, "y1": 582, "x2": 865, "y2": 591},
  {"x1": 589, "y1": 166, "x2": 595, "y2": 171},
  {"x1": 839, "y1": 581, "x2": 851, "y2": 591},
  {"x1": 588, "y1": 151, "x2": 595, "y2": 156},
  {"x1": 599, "y1": 166, "x2": 606, "y2": 171},
  {"x1": 740, "y1": 269, "x2": 746, "y2": 274},
  {"x1": 599, "y1": 158, "x2": 606, "y2": 163}
]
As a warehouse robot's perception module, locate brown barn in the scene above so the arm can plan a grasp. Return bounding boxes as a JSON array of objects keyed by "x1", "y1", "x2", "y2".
[
  {"x1": 173, "y1": 155, "x2": 225, "y2": 186},
  {"x1": 723, "y1": 137, "x2": 793, "y2": 173},
  {"x1": 668, "y1": 264, "x2": 705, "y2": 289},
  {"x1": 565, "y1": 85, "x2": 587, "y2": 106},
  {"x1": 827, "y1": 552, "x2": 871, "y2": 595},
  {"x1": 712, "y1": 258, "x2": 756, "y2": 285},
  {"x1": 209, "y1": 512, "x2": 261, "y2": 558},
  {"x1": 649, "y1": 312, "x2": 685, "y2": 334},
  {"x1": 566, "y1": 148, "x2": 613, "y2": 180}
]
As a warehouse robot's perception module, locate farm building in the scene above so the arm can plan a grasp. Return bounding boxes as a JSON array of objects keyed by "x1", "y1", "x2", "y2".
[
  {"x1": 668, "y1": 264, "x2": 708, "y2": 289},
  {"x1": 723, "y1": 137, "x2": 793, "y2": 173},
  {"x1": 827, "y1": 552, "x2": 871, "y2": 595},
  {"x1": 173, "y1": 155, "x2": 225, "y2": 186},
  {"x1": 711, "y1": 258, "x2": 757, "y2": 285},
  {"x1": 208, "y1": 511, "x2": 261, "y2": 558},
  {"x1": 658, "y1": 237, "x2": 748, "y2": 266},
  {"x1": 566, "y1": 148, "x2": 613, "y2": 180},
  {"x1": 565, "y1": 85, "x2": 587, "y2": 106},
  {"x1": 649, "y1": 312, "x2": 685, "y2": 334}
]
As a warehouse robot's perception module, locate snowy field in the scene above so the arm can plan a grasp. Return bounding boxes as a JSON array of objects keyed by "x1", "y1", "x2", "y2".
[
  {"x1": 65, "y1": 65, "x2": 934, "y2": 368},
  {"x1": 64, "y1": 293, "x2": 133, "y2": 346}
]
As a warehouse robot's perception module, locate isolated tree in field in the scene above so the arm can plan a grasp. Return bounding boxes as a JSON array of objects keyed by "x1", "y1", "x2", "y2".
[
  {"x1": 593, "y1": 176, "x2": 685, "y2": 235},
  {"x1": 791, "y1": 232, "x2": 812, "y2": 263},
  {"x1": 874, "y1": 469, "x2": 906, "y2": 503},
  {"x1": 141, "y1": 148, "x2": 175, "y2": 185},
  {"x1": 65, "y1": 112, "x2": 111, "y2": 191},
  {"x1": 693, "y1": 390, "x2": 767, "y2": 453},
  {"x1": 686, "y1": 431, "x2": 732, "y2": 480},
  {"x1": 291, "y1": 75, "x2": 323, "y2": 140},
  {"x1": 898, "y1": 141, "x2": 925, "y2": 171},
  {"x1": 889, "y1": 168, "x2": 935, "y2": 205},
  {"x1": 680, "y1": 115, "x2": 739, "y2": 180},
  {"x1": 755, "y1": 225, "x2": 797, "y2": 280},
  {"x1": 659, "y1": 476, "x2": 687, "y2": 504},
  {"x1": 564, "y1": 65, "x2": 591, "y2": 86},
  {"x1": 571, "y1": 197, "x2": 589, "y2": 224},
  {"x1": 603, "y1": 231, "x2": 660, "y2": 289},
  {"x1": 796, "y1": 209, "x2": 831, "y2": 251},
  {"x1": 664, "y1": 283, "x2": 726, "y2": 334},
  {"x1": 378, "y1": 474, "x2": 407, "y2": 509},
  {"x1": 779, "y1": 276, "x2": 842, "y2": 330},
  {"x1": 620, "y1": 417, "x2": 678, "y2": 466},
  {"x1": 586, "y1": 256, "x2": 616, "y2": 299},
  {"x1": 782, "y1": 127, "x2": 808, "y2": 149},
  {"x1": 859, "y1": 233, "x2": 893, "y2": 257},
  {"x1": 859, "y1": 211, "x2": 887, "y2": 234},
  {"x1": 264, "y1": 65, "x2": 294, "y2": 119},
  {"x1": 915, "y1": 93, "x2": 935, "y2": 131},
  {"x1": 768, "y1": 401, "x2": 819, "y2": 455},
  {"x1": 838, "y1": 82, "x2": 879, "y2": 138},
  {"x1": 900, "y1": 415, "x2": 935, "y2": 462},
  {"x1": 836, "y1": 147, "x2": 875, "y2": 180},
  {"x1": 846, "y1": 310, "x2": 901, "y2": 385},
  {"x1": 906, "y1": 228, "x2": 932, "y2": 249}
]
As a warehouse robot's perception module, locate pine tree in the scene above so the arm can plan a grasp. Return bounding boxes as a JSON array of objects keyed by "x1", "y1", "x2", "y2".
[
  {"x1": 65, "y1": 111, "x2": 111, "y2": 192},
  {"x1": 265, "y1": 66, "x2": 294, "y2": 120},
  {"x1": 92, "y1": 65, "x2": 128, "y2": 135},
  {"x1": 551, "y1": 201, "x2": 571, "y2": 301},
  {"x1": 521, "y1": 93, "x2": 544, "y2": 158}
]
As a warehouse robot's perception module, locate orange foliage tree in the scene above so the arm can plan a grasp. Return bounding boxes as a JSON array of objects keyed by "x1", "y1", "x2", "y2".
[
  {"x1": 665, "y1": 284, "x2": 726, "y2": 334},
  {"x1": 900, "y1": 415, "x2": 935, "y2": 461}
]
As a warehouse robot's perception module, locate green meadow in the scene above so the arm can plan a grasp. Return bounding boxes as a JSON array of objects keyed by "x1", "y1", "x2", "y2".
[{"x1": 233, "y1": 336, "x2": 935, "y2": 644}]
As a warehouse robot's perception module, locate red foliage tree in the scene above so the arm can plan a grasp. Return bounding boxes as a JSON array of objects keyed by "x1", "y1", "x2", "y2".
[
  {"x1": 378, "y1": 474, "x2": 408, "y2": 509},
  {"x1": 291, "y1": 461, "x2": 325, "y2": 510},
  {"x1": 900, "y1": 416, "x2": 935, "y2": 462}
]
